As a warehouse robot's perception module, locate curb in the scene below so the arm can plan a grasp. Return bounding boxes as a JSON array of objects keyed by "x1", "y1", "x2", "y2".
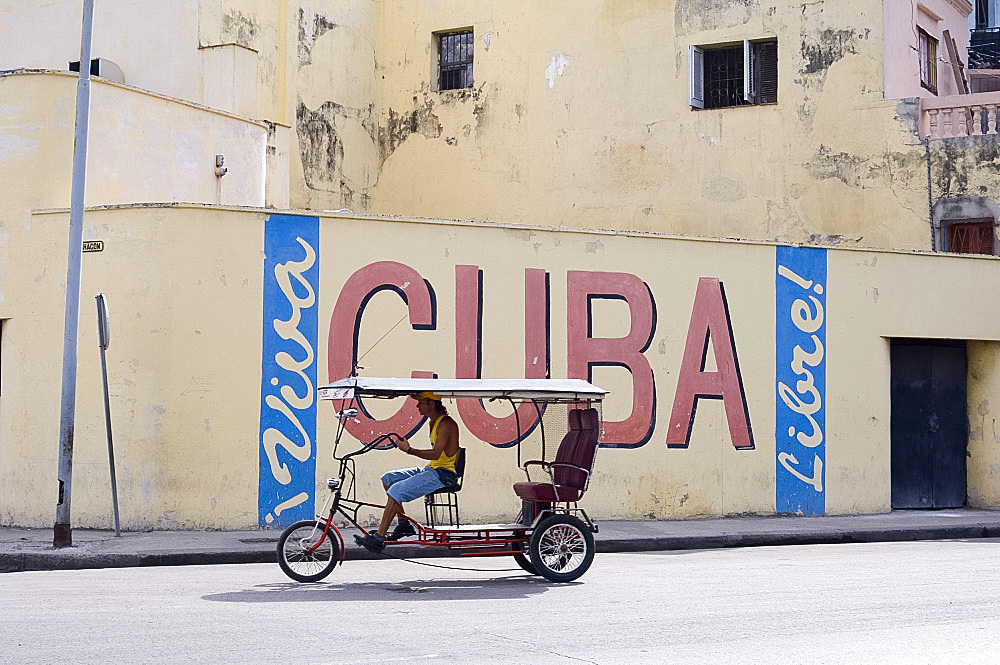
[
  {"x1": 594, "y1": 524, "x2": 1000, "y2": 553},
  {"x1": 0, "y1": 550, "x2": 276, "y2": 574},
  {"x1": 2, "y1": 524, "x2": 997, "y2": 574}
]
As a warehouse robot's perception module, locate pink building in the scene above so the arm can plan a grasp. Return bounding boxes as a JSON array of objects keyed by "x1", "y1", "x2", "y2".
[{"x1": 884, "y1": 0, "x2": 974, "y2": 99}]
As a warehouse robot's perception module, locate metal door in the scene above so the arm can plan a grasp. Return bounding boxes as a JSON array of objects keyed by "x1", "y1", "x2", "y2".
[{"x1": 890, "y1": 340, "x2": 968, "y2": 509}]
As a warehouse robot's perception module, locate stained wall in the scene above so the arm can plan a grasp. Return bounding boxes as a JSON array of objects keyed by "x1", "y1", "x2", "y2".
[
  {"x1": 2, "y1": 1, "x2": 996, "y2": 251},
  {"x1": 2, "y1": 206, "x2": 999, "y2": 529},
  {"x1": 366, "y1": 0, "x2": 997, "y2": 251}
]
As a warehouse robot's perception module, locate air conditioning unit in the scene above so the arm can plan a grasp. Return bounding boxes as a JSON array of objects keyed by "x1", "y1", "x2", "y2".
[{"x1": 68, "y1": 57, "x2": 124, "y2": 84}]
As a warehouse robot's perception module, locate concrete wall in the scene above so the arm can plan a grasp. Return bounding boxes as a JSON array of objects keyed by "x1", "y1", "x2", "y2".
[
  {"x1": 2, "y1": 206, "x2": 999, "y2": 529},
  {"x1": 1, "y1": 1, "x2": 999, "y2": 530},
  {"x1": 0, "y1": 207, "x2": 264, "y2": 529},
  {"x1": 365, "y1": 0, "x2": 996, "y2": 251},
  {"x1": 0, "y1": 0, "x2": 287, "y2": 122},
  {"x1": 0, "y1": 0, "x2": 204, "y2": 104},
  {"x1": 3, "y1": 1, "x2": 997, "y2": 252},
  {"x1": 289, "y1": 0, "x2": 380, "y2": 213},
  {"x1": 0, "y1": 74, "x2": 269, "y2": 522},
  {"x1": 968, "y1": 341, "x2": 1000, "y2": 507},
  {"x1": 0, "y1": 70, "x2": 267, "y2": 212}
]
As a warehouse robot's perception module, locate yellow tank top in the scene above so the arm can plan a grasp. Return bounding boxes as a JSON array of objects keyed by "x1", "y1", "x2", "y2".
[{"x1": 426, "y1": 415, "x2": 458, "y2": 472}]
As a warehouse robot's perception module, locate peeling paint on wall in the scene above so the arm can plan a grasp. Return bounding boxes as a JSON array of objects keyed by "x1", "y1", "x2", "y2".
[
  {"x1": 221, "y1": 10, "x2": 260, "y2": 49},
  {"x1": 800, "y1": 28, "x2": 870, "y2": 76},
  {"x1": 0, "y1": 127, "x2": 41, "y2": 163},
  {"x1": 675, "y1": 0, "x2": 761, "y2": 36},
  {"x1": 807, "y1": 144, "x2": 922, "y2": 190},
  {"x1": 378, "y1": 99, "x2": 443, "y2": 164},
  {"x1": 895, "y1": 98, "x2": 922, "y2": 138},
  {"x1": 297, "y1": 101, "x2": 344, "y2": 188},
  {"x1": 932, "y1": 138, "x2": 1000, "y2": 197},
  {"x1": 298, "y1": 9, "x2": 338, "y2": 67},
  {"x1": 703, "y1": 176, "x2": 747, "y2": 203},
  {"x1": 545, "y1": 54, "x2": 570, "y2": 89},
  {"x1": 296, "y1": 101, "x2": 376, "y2": 209}
]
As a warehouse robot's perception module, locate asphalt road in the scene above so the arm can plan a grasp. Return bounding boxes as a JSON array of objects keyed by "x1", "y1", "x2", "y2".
[{"x1": 1, "y1": 540, "x2": 998, "y2": 664}]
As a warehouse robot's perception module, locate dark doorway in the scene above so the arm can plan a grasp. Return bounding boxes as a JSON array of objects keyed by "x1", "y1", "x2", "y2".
[{"x1": 890, "y1": 339, "x2": 968, "y2": 509}]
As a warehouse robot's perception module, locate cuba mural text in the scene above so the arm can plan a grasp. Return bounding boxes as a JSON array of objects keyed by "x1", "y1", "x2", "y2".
[
  {"x1": 775, "y1": 246, "x2": 827, "y2": 515},
  {"x1": 258, "y1": 214, "x2": 320, "y2": 527},
  {"x1": 327, "y1": 262, "x2": 754, "y2": 452}
]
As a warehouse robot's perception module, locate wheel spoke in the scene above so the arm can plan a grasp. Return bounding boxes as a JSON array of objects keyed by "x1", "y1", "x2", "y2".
[
  {"x1": 282, "y1": 525, "x2": 334, "y2": 577},
  {"x1": 538, "y1": 523, "x2": 585, "y2": 573}
]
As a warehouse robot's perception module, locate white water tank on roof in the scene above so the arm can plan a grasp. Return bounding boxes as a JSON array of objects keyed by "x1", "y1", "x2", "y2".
[{"x1": 68, "y1": 57, "x2": 124, "y2": 84}]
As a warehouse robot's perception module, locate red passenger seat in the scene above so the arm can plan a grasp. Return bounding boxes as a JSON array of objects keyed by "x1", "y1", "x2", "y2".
[{"x1": 513, "y1": 407, "x2": 600, "y2": 503}]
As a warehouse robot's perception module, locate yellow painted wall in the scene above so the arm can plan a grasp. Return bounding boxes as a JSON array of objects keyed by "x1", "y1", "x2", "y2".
[
  {"x1": 0, "y1": 207, "x2": 265, "y2": 528},
  {"x1": 1, "y1": 1, "x2": 998, "y2": 529},
  {"x1": 3, "y1": 1, "x2": 996, "y2": 252},
  {"x1": 968, "y1": 341, "x2": 1000, "y2": 508},
  {"x1": 0, "y1": 71, "x2": 267, "y2": 211},
  {"x1": 0, "y1": 69, "x2": 272, "y2": 528},
  {"x1": 289, "y1": 0, "x2": 380, "y2": 212},
  {"x1": 368, "y1": 0, "x2": 947, "y2": 249},
  {"x1": 0, "y1": 0, "x2": 204, "y2": 104},
  {"x1": 3, "y1": 206, "x2": 999, "y2": 528}
]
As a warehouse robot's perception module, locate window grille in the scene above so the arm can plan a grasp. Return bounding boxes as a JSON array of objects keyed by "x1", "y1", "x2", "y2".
[
  {"x1": 439, "y1": 31, "x2": 473, "y2": 91},
  {"x1": 947, "y1": 219, "x2": 995, "y2": 255},
  {"x1": 919, "y1": 28, "x2": 938, "y2": 94},
  {"x1": 706, "y1": 45, "x2": 746, "y2": 109}
]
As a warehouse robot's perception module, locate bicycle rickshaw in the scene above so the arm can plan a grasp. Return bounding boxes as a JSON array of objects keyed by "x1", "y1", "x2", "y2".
[{"x1": 276, "y1": 377, "x2": 607, "y2": 583}]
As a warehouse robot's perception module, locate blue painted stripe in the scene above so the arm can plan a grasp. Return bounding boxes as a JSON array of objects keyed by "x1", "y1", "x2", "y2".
[
  {"x1": 258, "y1": 214, "x2": 320, "y2": 527},
  {"x1": 775, "y1": 246, "x2": 827, "y2": 515}
]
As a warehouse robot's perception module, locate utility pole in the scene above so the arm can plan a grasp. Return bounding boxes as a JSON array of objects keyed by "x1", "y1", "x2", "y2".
[{"x1": 54, "y1": 0, "x2": 96, "y2": 548}]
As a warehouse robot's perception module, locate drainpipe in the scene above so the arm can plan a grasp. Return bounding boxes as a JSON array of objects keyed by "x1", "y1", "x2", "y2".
[{"x1": 925, "y1": 136, "x2": 936, "y2": 252}]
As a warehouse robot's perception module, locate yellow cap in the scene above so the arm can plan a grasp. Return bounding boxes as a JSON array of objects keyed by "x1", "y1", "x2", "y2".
[{"x1": 412, "y1": 391, "x2": 443, "y2": 401}]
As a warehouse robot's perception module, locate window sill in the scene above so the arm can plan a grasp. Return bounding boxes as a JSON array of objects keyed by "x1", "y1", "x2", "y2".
[{"x1": 692, "y1": 101, "x2": 779, "y2": 111}]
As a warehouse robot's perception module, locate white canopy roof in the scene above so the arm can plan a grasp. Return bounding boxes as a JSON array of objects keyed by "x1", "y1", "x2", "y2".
[{"x1": 319, "y1": 377, "x2": 607, "y2": 402}]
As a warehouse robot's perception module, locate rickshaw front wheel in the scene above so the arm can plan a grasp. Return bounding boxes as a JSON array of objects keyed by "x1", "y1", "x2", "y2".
[
  {"x1": 277, "y1": 519, "x2": 340, "y2": 583},
  {"x1": 528, "y1": 514, "x2": 595, "y2": 583}
]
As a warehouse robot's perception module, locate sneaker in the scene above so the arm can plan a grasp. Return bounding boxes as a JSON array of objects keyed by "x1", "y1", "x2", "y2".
[
  {"x1": 388, "y1": 520, "x2": 416, "y2": 540},
  {"x1": 354, "y1": 533, "x2": 385, "y2": 554}
]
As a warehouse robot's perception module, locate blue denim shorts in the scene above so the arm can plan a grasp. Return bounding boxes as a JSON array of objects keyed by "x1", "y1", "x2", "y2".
[{"x1": 382, "y1": 466, "x2": 446, "y2": 503}]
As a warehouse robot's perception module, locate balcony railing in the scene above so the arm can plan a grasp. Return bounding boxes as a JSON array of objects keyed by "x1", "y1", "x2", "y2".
[
  {"x1": 970, "y1": 27, "x2": 1000, "y2": 68},
  {"x1": 921, "y1": 91, "x2": 1000, "y2": 138},
  {"x1": 971, "y1": 26, "x2": 1000, "y2": 45}
]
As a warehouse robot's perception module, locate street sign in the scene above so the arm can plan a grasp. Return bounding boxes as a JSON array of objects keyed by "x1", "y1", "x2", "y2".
[
  {"x1": 96, "y1": 293, "x2": 110, "y2": 350},
  {"x1": 95, "y1": 293, "x2": 119, "y2": 536}
]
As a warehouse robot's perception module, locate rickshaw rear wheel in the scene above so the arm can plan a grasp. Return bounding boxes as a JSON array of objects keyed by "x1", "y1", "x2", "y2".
[
  {"x1": 528, "y1": 514, "x2": 595, "y2": 583},
  {"x1": 277, "y1": 519, "x2": 340, "y2": 583}
]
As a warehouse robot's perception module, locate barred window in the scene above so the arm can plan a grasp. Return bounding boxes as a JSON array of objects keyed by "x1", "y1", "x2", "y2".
[
  {"x1": 704, "y1": 45, "x2": 745, "y2": 109},
  {"x1": 919, "y1": 28, "x2": 938, "y2": 94},
  {"x1": 946, "y1": 219, "x2": 996, "y2": 255},
  {"x1": 438, "y1": 30, "x2": 473, "y2": 91},
  {"x1": 690, "y1": 39, "x2": 778, "y2": 109}
]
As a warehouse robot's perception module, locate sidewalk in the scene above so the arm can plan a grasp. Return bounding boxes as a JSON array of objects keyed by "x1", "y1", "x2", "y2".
[{"x1": 2, "y1": 508, "x2": 999, "y2": 574}]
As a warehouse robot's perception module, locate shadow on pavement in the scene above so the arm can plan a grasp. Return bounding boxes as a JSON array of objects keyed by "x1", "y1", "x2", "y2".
[{"x1": 202, "y1": 575, "x2": 573, "y2": 603}]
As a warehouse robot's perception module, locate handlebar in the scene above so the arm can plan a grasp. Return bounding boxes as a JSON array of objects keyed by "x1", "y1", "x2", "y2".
[{"x1": 339, "y1": 432, "x2": 406, "y2": 460}]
